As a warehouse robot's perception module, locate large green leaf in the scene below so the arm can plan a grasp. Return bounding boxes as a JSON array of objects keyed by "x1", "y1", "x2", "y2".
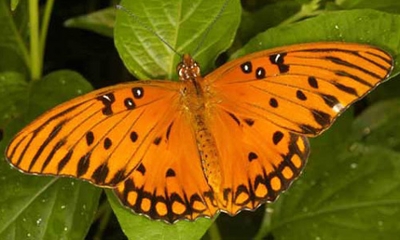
[
  {"x1": 114, "y1": 0, "x2": 241, "y2": 80},
  {"x1": 233, "y1": 9, "x2": 400, "y2": 66},
  {"x1": 254, "y1": 100, "x2": 400, "y2": 239},
  {"x1": 0, "y1": 70, "x2": 99, "y2": 240}
]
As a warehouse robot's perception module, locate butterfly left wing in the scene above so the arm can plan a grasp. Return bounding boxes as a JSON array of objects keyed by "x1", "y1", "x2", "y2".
[
  {"x1": 113, "y1": 108, "x2": 220, "y2": 223},
  {"x1": 208, "y1": 42, "x2": 393, "y2": 136},
  {"x1": 6, "y1": 81, "x2": 184, "y2": 187},
  {"x1": 204, "y1": 42, "x2": 393, "y2": 214},
  {"x1": 6, "y1": 80, "x2": 220, "y2": 223}
]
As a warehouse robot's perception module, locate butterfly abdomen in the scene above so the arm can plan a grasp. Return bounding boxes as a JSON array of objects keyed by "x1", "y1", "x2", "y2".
[
  {"x1": 178, "y1": 54, "x2": 225, "y2": 195},
  {"x1": 193, "y1": 113, "x2": 223, "y2": 193}
]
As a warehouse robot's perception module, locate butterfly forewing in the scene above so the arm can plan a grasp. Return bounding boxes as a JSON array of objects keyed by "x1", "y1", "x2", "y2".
[
  {"x1": 6, "y1": 81, "x2": 182, "y2": 187},
  {"x1": 209, "y1": 43, "x2": 393, "y2": 136}
]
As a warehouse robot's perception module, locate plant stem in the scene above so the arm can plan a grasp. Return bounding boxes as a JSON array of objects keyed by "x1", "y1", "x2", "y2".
[
  {"x1": 278, "y1": 0, "x2": 322, "y2": 26},
  {"x1": 207, "y1": 221, "x2": 221, "y2": 240},
  {"x1": 29, "y1": 0, "x2": 41, "y2": 81},
  {"x1": 40, "y1": 0, "x2": 54, "y2": 71}
]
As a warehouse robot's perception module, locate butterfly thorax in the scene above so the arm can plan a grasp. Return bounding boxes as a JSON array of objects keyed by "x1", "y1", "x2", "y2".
[
  {"x1": 178, "y1": 54, "x2": 223, "y2": 195},
  {"x1": 177, "y1": 54, "x2": 203, "y2": 95}
]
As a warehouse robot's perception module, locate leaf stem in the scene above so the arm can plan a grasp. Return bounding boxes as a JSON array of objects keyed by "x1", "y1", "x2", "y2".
[
  {"x1": 278, "y1": 0, "x2": 323, "y2": 26},
  {"x1": 29, "y1": 0, "x2": 41, "y2": 81},
  {"x1": 40, "y1": 0, "x2": 54, "y2": 71}
]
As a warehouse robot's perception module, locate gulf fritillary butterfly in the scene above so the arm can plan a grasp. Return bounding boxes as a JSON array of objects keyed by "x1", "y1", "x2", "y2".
[{"x1": 5, "y1": 42, "x2": 393, "y2": 223}]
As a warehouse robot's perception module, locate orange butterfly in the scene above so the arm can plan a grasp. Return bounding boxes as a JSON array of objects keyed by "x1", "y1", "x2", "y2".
[{"x1": 5, "y1": 42, "x2": 393, "y2": 223}]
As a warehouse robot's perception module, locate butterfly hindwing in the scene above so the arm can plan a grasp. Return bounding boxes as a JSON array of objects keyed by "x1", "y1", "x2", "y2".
[
  {"x1": 206, "y1": 106, "x2": 309, "y2": 214},
  {"x1": 114, "y1": 110, "x2": 219, "y2": 223}
]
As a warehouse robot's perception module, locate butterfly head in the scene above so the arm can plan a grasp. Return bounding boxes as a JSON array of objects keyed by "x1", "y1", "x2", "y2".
[{"x1": 177, "y1": 54, "x2": 201, "y2": 82}]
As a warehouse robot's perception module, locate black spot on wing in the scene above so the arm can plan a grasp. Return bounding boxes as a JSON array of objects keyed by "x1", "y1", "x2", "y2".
[
  {"x1": 299, "y1": 124, "x2": 319, "y2": 135},
  {"x1": 97, "y1": 93, "x2": 115, "y2": 116},
  {"x1": 322, "y1": 94, "x2": 340, "y2": 108},
  {"x1": 132, "y1": 87, "x2": 144, "y2": 99},
  {"x1": 166, "y1": 122, "x2": 174, "y2": 140},
  {"x1": 296, "y1": 90, "x2": 307, "y2": 101},
  {"x1": 244, "y1": 118, "x2": 254, "y2": 126},
  {"x1": 273, "y1": 131, "x2": 284, "y2": 145},
  {"x1": 269, "y1": 52, "x2": 289, "y2": 73},
  {"x1": 256, "y1": 67, "x2": 266, "y2": 79},
  {"x1": 86, "y1": 131, "x2": 94, "y2": 146},
  {"x1": 269, "y1": 98, "x2": 278, "y2": 108},
  {"x1": 136, "y1": 163, "x2": 146, "y2": 175},
  {"x1": 153, "y1": 136, "x2": 162, "y2": 145},
  {"x1": 240, "y1": 61, "x2": 252, "y2": 73},
  {"x1": 248, "y1": 152, "x2": 258, "y2": 162},
  {"x1": 166, "y1": 168, "x2": 176, "y2": 177},
  {"x1": 312, "y1": 110, "x2": 331, "y2": 127},
  {"x1": 124, "y1": 98, "x2": 135, "y2": 110},
  {"x1": 334, "y1": 82, "x2": 359, "y2": 96},
  {"x1": 308, "y1": 76, "x2": 318, "y2": 89},
  {"x1": 104, "y1": 137, "x2": 112, "y2": 150},
  {"x1": 130, "y1": 131, "x2": 138, "y2": 142},
  {"x1": 109, "y1": 169, "x2": 126, "y2": 185},
  {"x1": 57, "y1": 150, "x2": 73, "y2": 173},
  {"x1": 227, "y1": 112, "x2": 240, "y2": 126},
  {"x1": 77, "y1": 152, "x2": 91, "y2": 177},
  {"x1": 92, "y1": 163, "x2": 110, "y2": 184}
]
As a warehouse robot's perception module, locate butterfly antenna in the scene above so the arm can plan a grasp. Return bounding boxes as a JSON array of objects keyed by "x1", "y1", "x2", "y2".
[
  {"x1": 115, "y1": 5, "x2": 182, "y2": 57},
  {"x1": 192, "y1": 0, "x2": 231, "y2": 57}
]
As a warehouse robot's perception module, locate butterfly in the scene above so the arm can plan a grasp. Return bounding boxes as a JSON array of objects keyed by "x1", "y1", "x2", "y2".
[{"x1": 5, "y1": 42, "x2": 393, "y2": 223}]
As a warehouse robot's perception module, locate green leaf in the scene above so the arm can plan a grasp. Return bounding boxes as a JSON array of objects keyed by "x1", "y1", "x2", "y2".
[
  {"x1": 107, "y1": 191, "x2": 214, "y2": 239},
  {"x1": 237, "y1": 1, "x2": 301, "y2": 45},
  {"x1": 256, "y1": 99, "x2": 400, "y2": 239},
  {"x1": 233, "y1": 9, "x2": 400, "y2": 65},
  {"x1": 337, "y1": 0, "x2": 400, "y2": 14},
  {"x1": 268, "y1": 146, "x2": 400, "y2": 239},
  {"x1": 0, "y1": 70, "x2": 99, "y2": 240},
  {"x1": 114, "y1": 0, "x2": 241, "y2": 80},
  {"x1": 352, "y1": 99, "x2": 400, "y2": 150},
  {"x1": 64, "y1": 7, "x2": 115, "y2": 38},
  {"x1": 0, "y1": 0, "x2": 29, "y2": 74}
]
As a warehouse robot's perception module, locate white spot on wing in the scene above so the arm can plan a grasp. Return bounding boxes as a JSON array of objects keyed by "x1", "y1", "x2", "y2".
[
  {"x1": 102, "y1": 94, "x2": 111, "y2": 101},
  {"x1": 332, "y1": 103, "x2": 344, "y2": 113},
  {"x1": 274, "y1": 54, "x2": 281, "y2": 63}
]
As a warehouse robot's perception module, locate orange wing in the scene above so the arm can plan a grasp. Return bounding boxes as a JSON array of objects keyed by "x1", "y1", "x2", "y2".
[
  {"x1": 204, "y1": 42, "x2": 392, "y2": 214},
  {"x1": 209, "y1": 43, "x2": 393, "y2": 135},
  {"x1": 6, "y1": 81, "x2": 218, "y2": 222}
]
